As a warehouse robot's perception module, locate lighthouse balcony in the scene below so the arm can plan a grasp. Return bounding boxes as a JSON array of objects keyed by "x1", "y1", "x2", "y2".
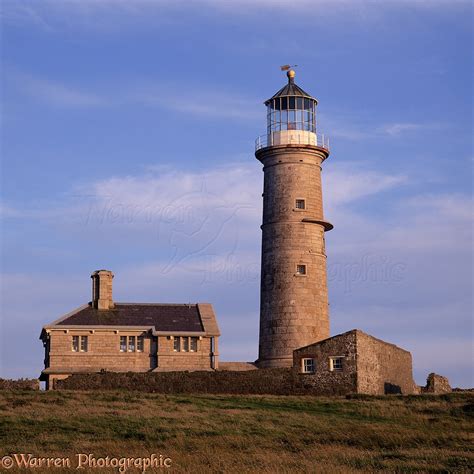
[{"x1": 255, "y1": 131, "x2": 329, "y2": 152}]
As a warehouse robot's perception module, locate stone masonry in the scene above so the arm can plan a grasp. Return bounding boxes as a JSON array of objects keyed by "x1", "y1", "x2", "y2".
[
  {"x1": 256, "y1": 145, "x2": 331, "y2": 368},
  {"x1": 423, "y1": 373, "x2": 452, "y2": 394},
  {"x1": 91, "y1": 270, "x2": 114, "y2": 310},
  {"x1": 293, "y1": 330, "x2": 417, "y2": 395}
]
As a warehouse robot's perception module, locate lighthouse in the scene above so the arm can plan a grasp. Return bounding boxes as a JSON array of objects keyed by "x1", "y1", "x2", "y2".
[{"x1": 255, "y1": 69, "x2": 333, "y2": 368}]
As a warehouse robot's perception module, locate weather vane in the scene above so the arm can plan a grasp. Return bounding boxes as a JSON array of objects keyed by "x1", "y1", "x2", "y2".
[{"x1": 280, "y1": 64, "x2": 298, "y2": 71}]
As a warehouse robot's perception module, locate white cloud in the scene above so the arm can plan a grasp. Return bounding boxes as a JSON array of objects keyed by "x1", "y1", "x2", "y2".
[
  {"x1": 7, "y1": 70, "x2": 261, "y2": 120},
  {"x1": 2, "y1": 0, "x2": 467, "y2": 33},
  {"x1": 135, "y1": 88, "x2": 260, "y2": 120},
  {"x1": 10, "y1": 73, "x2": 106, "y2": 108},
  {"x1": 324, "y1": 163, "x2": 407, "y2": 206},
  {"x1": 0, "y1": 203, "x2": 25, "y2": 218},
  {"x1": 379, "y1": 122, "x2": 443, "y2": 137},
  {"x1": 323, "y1": 115, "x2": 445, "y2": 141}
]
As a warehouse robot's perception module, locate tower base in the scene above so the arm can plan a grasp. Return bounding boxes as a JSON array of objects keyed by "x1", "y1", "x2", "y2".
[{"x1": 255, "y1": 357, "x2": 293, "y2": 369}]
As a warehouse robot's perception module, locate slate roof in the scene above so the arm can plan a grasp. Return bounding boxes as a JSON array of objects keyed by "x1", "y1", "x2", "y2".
[{"x1": 56, "y1": 303, "x2": 204, "y2": 333}]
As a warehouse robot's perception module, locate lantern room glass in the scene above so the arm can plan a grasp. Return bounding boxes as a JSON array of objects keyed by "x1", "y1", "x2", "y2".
[{"x1": 267, "y1": 97, "x2": 317, "y2": 133}]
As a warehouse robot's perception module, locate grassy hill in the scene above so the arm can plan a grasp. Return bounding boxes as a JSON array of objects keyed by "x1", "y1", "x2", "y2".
[{"x1": 0, "y1": 390, "x2": 473, "y2": 473}]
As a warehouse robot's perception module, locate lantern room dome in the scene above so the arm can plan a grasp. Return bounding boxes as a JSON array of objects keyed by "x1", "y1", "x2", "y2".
[{"x1": 264, "y1": 70, "x2": 317, "y2": 105}]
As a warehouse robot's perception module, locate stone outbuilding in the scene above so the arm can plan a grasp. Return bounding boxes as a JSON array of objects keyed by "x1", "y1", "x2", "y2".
[
  {"x1": 40, "y1": 270, "x2": 220, "y2": 390},
  {"x1": 293, "y1": 329, "x2": 417, "y2": 395}
]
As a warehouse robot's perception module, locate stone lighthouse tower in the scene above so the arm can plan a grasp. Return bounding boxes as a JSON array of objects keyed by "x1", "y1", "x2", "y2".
[{"x1": 255, "y1": 69, "x2": 332, "y2": 368}]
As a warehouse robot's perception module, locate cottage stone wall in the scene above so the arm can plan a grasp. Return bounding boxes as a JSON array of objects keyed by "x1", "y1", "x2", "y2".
[
  {"x1": 293, "y1": 331, "x2": 357, "y2": 395},
  {"x1": 45, "y1": 331, "x2": 216, "y2": 388},
  {"x1": 47, "y1": 330, "x2": 154, "y2": 373},
  {"x1": 156, "y1": 336, "x2": 216, "y2": 371},
  {"x1": 356, "y1": 331, "x2": 416, "y2": 395},
  {"x1": 257, "y1": 145, "x2": 331, "y2": 368}
]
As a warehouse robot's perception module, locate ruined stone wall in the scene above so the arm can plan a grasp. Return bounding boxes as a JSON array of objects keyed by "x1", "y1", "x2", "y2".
[
  {"x1": 0, "y1": 379, "x2": 39, "y2": 390},
  {"x1": 257, "y1": 145, "x2": 331, "y2": 368},
  {"x1": 356, "y1": 332, "x2": 416, "y2": 395},
  {"x1": 423, "y1": 373, "x2": 451, "y2": 394},
  {"x1": 293, "y1": 332, "x2": 357, "y2": 395}
]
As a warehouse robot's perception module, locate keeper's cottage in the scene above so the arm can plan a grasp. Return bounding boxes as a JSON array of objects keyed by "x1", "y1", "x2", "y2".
[{"x1": 40, "y1": 270, "x2": 220, "y2": 389}]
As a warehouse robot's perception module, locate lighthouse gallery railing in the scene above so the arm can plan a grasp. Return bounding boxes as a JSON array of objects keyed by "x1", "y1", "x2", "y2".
[{"x1": 255, "y1": 132, "x2": 330, "y2": 152}]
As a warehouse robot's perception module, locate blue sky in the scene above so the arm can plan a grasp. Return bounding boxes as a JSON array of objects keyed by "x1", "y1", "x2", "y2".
[{"x1": 1, "y1": 0, "x2": 472, "y2": 387}]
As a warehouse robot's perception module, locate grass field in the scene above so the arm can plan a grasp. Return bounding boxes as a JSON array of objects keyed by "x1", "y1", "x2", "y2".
[{"x1": 0, "y1": 390, "x2": 473, "y2": 473}]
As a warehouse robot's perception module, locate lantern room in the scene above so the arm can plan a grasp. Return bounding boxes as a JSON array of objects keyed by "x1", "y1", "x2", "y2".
[
  {"x1": 256, "y1": 69, "x2": 329, "y2": 151},
  {"x1": 266, "y1": 69, "x2": 317, "y2": 133}
]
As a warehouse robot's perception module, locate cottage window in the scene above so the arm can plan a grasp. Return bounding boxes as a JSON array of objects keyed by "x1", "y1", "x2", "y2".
[
  {"x1": 183, "y1": 337, "x2": 189, "y2": 352},
  {"x1": 296, "y1": 264, "x2": 307, "y2": 275},
  {"x1": 120, "y1": 336, "x2": 127, "y2": 352},
  {"x1": 120, "y1": 335, "x2": 144, "y2": 353},
  {"x1": 295, "y1": 199, "x2": 306, "y2": 210},
  {"x1": 80, "y1": 336, "x2": 88, "y2": 352},
  {"x1": 72, "y1": 336, "x2": 79, "y2": 352},
  {"x1": 330, "y1": 357, "x2": 344, "y2": 371},
  {"x1": 302, "y1": 358, "x2": 315, "y2": 373},
  {"x1": 190, "y1": 337, "x2": 198, "y2": 352},
  {"x1": 173, "y1": 337, "x2": 181, "y2": 352},
  {"x1": 128, "y1": 336, "x2": 136, "y2": 352},
  {"x1": 72, "y1": 335, "x2": 88, "y2": 352}
]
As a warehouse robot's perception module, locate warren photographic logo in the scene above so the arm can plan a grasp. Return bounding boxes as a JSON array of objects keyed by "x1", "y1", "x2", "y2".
[
  {"x1": 1, "y1": 453, "x2": 172, "y2": 472},
  {"x1": 328, "y1": 254, "x2": 406, "y2": 293}
]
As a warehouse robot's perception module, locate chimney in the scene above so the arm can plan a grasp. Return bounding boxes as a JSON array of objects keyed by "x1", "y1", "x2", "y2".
[{"x1": 91, "y1": 270, "x2": 114, "y2": 310}]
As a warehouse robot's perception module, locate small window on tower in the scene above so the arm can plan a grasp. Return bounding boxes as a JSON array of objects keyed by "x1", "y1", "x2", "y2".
[
  {"x1": 296, "y1": 264, "x2": 307, "y2": 275},
  {"x1": 295, "y1": 199, "x2": 306, "y2": 210}
]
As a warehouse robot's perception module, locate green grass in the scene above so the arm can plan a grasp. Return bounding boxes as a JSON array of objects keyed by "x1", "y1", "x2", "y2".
[{"x1": 0, "y1": 391, "x2": 473, "y2": 473}]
